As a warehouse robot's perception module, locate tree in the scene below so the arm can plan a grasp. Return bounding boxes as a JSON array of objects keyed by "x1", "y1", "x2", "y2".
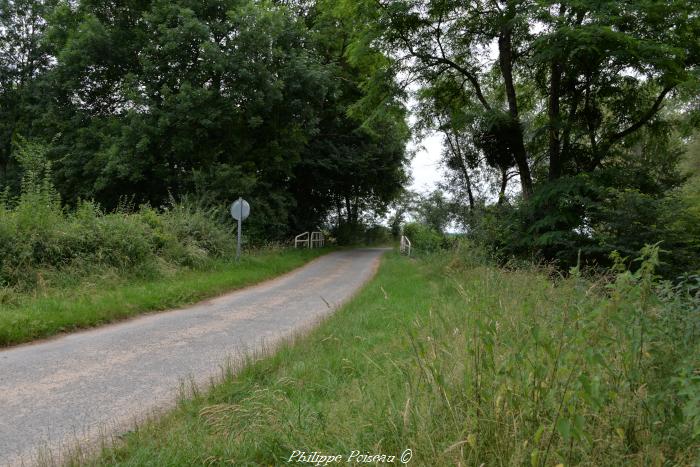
[
  {"x1": 0, "y1": 0, "x2": 55, "y2": 186},
  {"x1": 342, "y1": 0, "x2": 700, "y2": 270},
  {"x1": 415, "y1": 189, "x2": 453, "y2": 233},
  {"x1": 347, "y1": 0, "x2": 700, "y2": 198},
  {"x1": 0, "y1": 0, "x2": 411, "y2": 242},
  {"x1": 290, "y1": 0, "x2": 410, "y2": 238}
]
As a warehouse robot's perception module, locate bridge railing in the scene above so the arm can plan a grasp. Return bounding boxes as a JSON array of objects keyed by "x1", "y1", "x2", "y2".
[
  {"x1": 310, "y1": 231, "x2": 324, "y2": 248},
  {"x1": 400, "y1": 235, "x2": 411, "y2": 256},
  {"x1": 295, "y1": 231, "x2": 325, "y2": 248},
  {"x1": 294, "y1": 232, "x2": 310, "y2": 248}
]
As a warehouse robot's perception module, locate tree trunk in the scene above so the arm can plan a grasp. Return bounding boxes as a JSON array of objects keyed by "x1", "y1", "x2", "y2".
[
  {"x1": 498, "y1": 12, "x2": 533, "y2": 199},
  {"x1": 547, "y1": 6, "x2": 566, "y2": 181},
  {"x1": 336, "y1": 199, "x2": 342, "y2": 226},
  {"x1": 498, "y1": 167, "x2": 508, "y2": 205},
  {"x1": 344, "y1": 195, "x2": 351, "y2": 224},
  {"x1": 443, "y1": 128, "x2": 475, "y2": 211},
  {"x1": 455, "y1": 157, "x2": 475, "y2": 211},
  {"x1": 548, "y1": 59, "x2": 563, "y2": 180},
  {"x1": 464, "y1": 164, "x2": 475, "y2": 211}
]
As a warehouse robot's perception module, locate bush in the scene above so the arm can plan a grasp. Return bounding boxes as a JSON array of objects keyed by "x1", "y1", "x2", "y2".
[
  {"x1": 0, "y1": 141, "x2": 234, "y2": 290},
  {"x1": 331, "y1": 222, "x2": 395, "y2": 246},
  {"x1": 333, "y1": 221, "x2": 365, "y2": 245},
  {"x1": 403, "y1": 222, "x2": 447, "y2": 253},
  {"x1": 466, "y1": 175, "x2": 700, "y2": 277},
  {"x1": 0, "y1": 200, "x2": 233, "y2": 290}
]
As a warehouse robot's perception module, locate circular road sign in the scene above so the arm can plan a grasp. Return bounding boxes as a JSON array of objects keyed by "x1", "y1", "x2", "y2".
[{"x1": 230, "y1": 198, "x2": 250, "y2": 221}]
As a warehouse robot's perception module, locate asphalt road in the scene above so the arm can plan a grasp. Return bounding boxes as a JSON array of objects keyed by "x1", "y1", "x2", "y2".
[{"x1": 0, "y1": 248, "x2": 386, "y2": 466}]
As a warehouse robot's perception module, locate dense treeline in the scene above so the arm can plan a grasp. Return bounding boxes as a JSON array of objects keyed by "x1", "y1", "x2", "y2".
[
  {"x1": 2, "y1": 0, "x2": 700, "y2": 273},
  {"x1": 0, "y1": 0, "x2": 409, "y2": 240},
  {"x1": 358, "y1": 0, "x2": 700, "y2": 276}
]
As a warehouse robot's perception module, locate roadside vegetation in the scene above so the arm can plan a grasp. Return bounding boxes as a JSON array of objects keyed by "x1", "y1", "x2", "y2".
[
  {"x1": 2, "y1": 0, "x2": 699, "y2": 274},
  {"x1": 0, "y1": 142, "x2": 330, "y2": 347},
  {"x1": 0, "y1": 0, "x2": 698, "y2": 463},
  {"x1": 0, "y1": 0, "x2": 409, "y2": 242},
  {"x1": 82, "y1": 247, "x2": 699, "y2": 466}
]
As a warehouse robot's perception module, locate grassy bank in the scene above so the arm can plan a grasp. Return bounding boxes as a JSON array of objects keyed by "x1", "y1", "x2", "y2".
[
  {"x1": 83, "y1": 247, "x2": 699, "y2": 466},
  {"x1": 0, "y1": 248, "x2": 330, "y2": 347}
]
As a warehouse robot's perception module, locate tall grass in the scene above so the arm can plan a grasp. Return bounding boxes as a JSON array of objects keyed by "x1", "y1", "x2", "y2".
[
  {"x1": 412, "y1": 244, "x2": 699, "y2": 465},
  {"x1": 83, "y1": 245, "x2": 699, "y2": 466},
  {"x1": 0, "y1": 138, "x2": 243, "y2": 296}
]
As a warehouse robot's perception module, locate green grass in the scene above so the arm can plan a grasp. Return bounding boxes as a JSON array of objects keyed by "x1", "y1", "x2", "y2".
[
  {"x1": 0, "y1": 248, "x2": 331, "y2": 347},
  {"x1": 79, "y1": 247, "x2": 699, "y2": 466}
]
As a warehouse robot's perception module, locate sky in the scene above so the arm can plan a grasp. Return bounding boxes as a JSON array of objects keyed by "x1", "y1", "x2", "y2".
[{"x1": 408, "y1": 131, "x2": 444, "y2": 194}]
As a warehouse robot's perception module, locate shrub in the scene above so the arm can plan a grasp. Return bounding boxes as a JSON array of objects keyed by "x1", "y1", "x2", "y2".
[
  {"x1": 333, "y1": 221, "x2": 365, "y2": 245},
  {"x1": 466, "y1": 175, "x2": 700, "y2": 277},
  {"x1": 403, "y1": 222, "x2": 447, "y2": 253},
  {"x1": 0, "y1": 141, "x2": 235, "y2": 290},
  {"x1": 159, "y1": 201, "x2": 233, "y2": 261}
]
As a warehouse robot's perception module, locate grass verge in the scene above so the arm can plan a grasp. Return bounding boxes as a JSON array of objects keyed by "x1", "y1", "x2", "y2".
[
  {"x1": 0, "y1": 248, "x2": 331, "y2": 347},
  {"x1": 81, "y1": 248, "x2": 699, "y2": 466}
]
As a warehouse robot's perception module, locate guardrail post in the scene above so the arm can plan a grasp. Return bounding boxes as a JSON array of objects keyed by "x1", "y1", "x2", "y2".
[{"x1": 400, "y1": 235, "x2": 411, "y2": 256}]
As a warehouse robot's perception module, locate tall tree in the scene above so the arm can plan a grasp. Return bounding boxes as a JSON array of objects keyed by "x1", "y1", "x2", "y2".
[
  {"x1": 0, "y1": 0, "x2": 55, "y2": 184},
  {"x1": 0, "y1": 0, "x2": 410, "y2": 241},
  {"x1": 346, "y1": 0, "x2": 700, "y2": 198},
  {"x1": 290, "y1": 0, "x2": 410, "y2": 234}
]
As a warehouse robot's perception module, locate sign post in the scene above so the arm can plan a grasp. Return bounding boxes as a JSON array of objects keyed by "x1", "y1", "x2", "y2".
[{"x1": 230, "y1": 198, "x2": 250, "y2": 261}]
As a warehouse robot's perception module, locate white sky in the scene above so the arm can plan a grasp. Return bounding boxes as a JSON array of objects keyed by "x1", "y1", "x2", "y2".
[{"x1": 408, "y1": 131, "x2": 443, "y2": 193}]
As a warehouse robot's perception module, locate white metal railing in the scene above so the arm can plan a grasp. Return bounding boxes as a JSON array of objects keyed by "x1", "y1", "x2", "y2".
[
  {"x1": 294, "y1": 232, "x2": 310, "y2": 248},
  {"x1": 295, "y1": 231, "x2": 325, "y2": 248},
  {"x1": 400, "y1": 235, "x2": 411, "y2": 256},
  {"x1": 310, "y1": 231, "x2": 324, "y2": 248}
]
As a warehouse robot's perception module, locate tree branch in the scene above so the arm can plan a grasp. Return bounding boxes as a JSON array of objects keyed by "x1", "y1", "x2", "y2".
[
  {"x1": 392, "y1": 26, "x2": 492, "y2": 111},
  {"x1": 590, "y1": 84, "x2": 674, "y2": 170},
  {"x1": 605, "y1": 85, "x2": 674, "y2": 147}
]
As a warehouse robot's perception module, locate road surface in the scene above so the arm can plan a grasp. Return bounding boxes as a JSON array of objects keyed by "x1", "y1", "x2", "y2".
[{"x1": 0, "y1": 248, "x2": 386, "y2": 466}]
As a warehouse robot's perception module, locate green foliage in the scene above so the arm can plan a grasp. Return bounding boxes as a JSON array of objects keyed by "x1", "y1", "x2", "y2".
[
  {"x1": 0, "y1": 140, "x2": 233, "y2": 290},
  {"x1": 332, "y1": 221, "x2": 365, "y2": 246},
  {"x1": 0, "y1": 199, "x2": 233, "y2": 290},
  {"x1": 0, "y1": 141, "x2": 334, "y2": 347},
  {"x1": 0, "y1": 0, "x2": 55, "y2": 188},
  {"x1": 290, "y1": 0, "x2": 410, "y2": 236},
  {"x1": 356, "y1": 0, "x2": 700, "y2": 201},
  {"x1": 352, "y1": 0, "x2": 700, "y2": 273},
  {"x1": 680, "y1": 132, "x2": 700, "y2": 216},
  {"x1": 0, "y1": 0, "x2": 409, "y2": 241},
  {"x1": 414, "y1": 189, "x2": 454, "y2": 233},
  {"x1": 403, "y1": 222, "x2": 447, "y2": 253},
  {"x1": 468, "y1": 173, "x2": 700, "y2": 277},
  {"x1": 473, "y1": 109, "x2": 519, "y2": 172},
  {"x1": 363, "y1": 224, "x2": 392, "y2": 245},
  {"x1": 465, "y1": 203, "x2": 522, "y2": 261},
  {"x1": 331, "y1": 222, "x2": 393, "y2": 246}
]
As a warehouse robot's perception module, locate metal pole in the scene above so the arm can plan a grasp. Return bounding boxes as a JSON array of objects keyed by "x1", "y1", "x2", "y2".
[{"x1": 236, "y1": 197, "x2": 242, "y2": 261}]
